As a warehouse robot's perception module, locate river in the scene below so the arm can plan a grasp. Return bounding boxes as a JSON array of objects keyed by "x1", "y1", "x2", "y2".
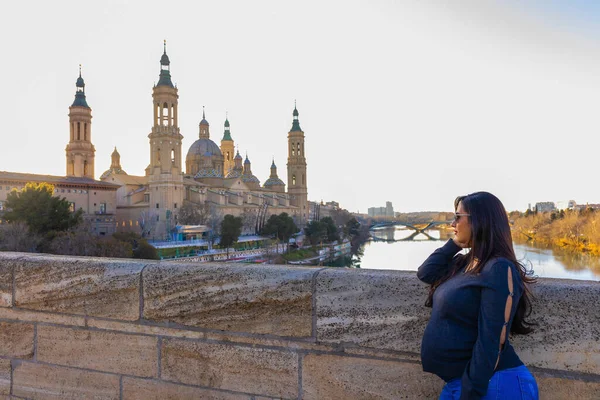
[{"x1": 358, "y1": 227, "x2": 600, "y2": 281}]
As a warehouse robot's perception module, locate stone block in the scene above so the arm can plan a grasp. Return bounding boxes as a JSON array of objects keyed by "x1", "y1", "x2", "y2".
[
  {"x1": 0, "y1": 359, "x2": 10, "y2": 395},
  {"x1": 0, "y1": 322, "x2": 34, "y2": 359},
  {"x1": 122, "y1": 377, "x2": 249, "y2": 400},
  {"x1": 302, "y1": 354, "x2": 443, "y2": 399},
  {"x1": 143, "y1": 263, "x2": 314, "y2": 336},
  {"x1": 534, "y1": 371, "x2": 600, "y2": 399},
  {"x1": 512, "y1": 278, "x2": 600, "y2": 374},
  {"x1": 12, "y1": 362, "x2": 119, "y2": 400},
  {"x1": 161, "y1": 338, "x2": 298, "y2": 398},
  {"x1": 316, "y1": 269, "x2": 429, "y2": 352},
  {"x1": 0, "y1": 254, "x2": 20, "y2": 307},
  {"x1": 0, "y1": 308, "x2": 85, "y2": 327},
  {"x1": 14, "y1": 255, "x2": 146, "y2": 320},
  {"x1": 37, "y1": 325, "x2": 157, "y2": 377}
]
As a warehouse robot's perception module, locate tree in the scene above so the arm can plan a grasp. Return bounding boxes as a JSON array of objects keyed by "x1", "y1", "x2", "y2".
[
  {"x1": 239, "y1": 208, "x2": 258, "y2": 235},
  {"x1": 138, "y1": 211, "x2": 158, "y2": 239},
  {"x1": 112, "y1": 232, "x2": 159, "y2": 260},
  {"x1": 220, "y1": 214, "x2": 243, "y2": 259},
  {"x1": 0, "y1": 221, "x2": 40, "y2": 252},
  {"x1": 177, "y1": 201, "x2": 211, "y2": 225},
  {"x1": 304, "y1": 220, "x2": 327, "y2": 245},
  {"x1": 261, "y1": 213, "x2": 298, "y2": 252},
  {"x1": 3, "y1": 182, "x2": 82, "y2": 234},
  {"x1": 321, "y1": 217, "x2": 340, "y2": 243},
  {"x1": 48, "y1": 221, "x2": 133, "y2": 258},
  {"x1": 345, "y1": 217, "x2": 361, "y2": 238},
  {"x1": 206, "y1": 204, "x2": 223, "y2": 248}
]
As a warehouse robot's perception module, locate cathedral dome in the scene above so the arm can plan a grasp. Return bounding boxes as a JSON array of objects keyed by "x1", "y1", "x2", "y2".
[
  {"x1": 194, "y1": 168, "x2": 223, "y2": 178},
  {"x1": 186, "y1": 138, "x2": 222, "y2": 159},
  {"x1": 242, "y1": 174, "x2": 261, "y2": 184},
  {"x1": 263, "y1": 177, "x2": 285, "y2": 187},
  {"x1": 225, "y1": 168, "x2": 243, "y2": 179}
]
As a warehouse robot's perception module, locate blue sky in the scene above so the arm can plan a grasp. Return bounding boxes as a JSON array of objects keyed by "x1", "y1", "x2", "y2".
[{"x1": 1, "y1": 1, "x2": 599, "y2": 213}]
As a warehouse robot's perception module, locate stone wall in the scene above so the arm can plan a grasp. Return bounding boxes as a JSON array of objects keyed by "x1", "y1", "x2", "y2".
[{"x1": 0, "y1": 252, "x2": 598, "y2": 399}]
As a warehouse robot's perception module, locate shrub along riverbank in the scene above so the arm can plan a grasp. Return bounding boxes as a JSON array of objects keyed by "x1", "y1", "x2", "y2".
[{"x1": 511, "y1": 208, "x2": 600, "y2": 256}]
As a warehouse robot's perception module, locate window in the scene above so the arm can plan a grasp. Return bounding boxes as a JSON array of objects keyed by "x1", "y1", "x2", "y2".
[
  {"x1": 69, "y1": 202, "x2": 75, "y2": 212},
  {"x1": 297, "y1": 143, "x2": 301, "y2": 156},
  {"x1": 174, "y1": 203, "x2": 178, "y2": 209},
  {"x1": 0, "y1": 201, "x2": 3, "y2": 211},
  {"x1": 302, "y1": 174, "x2": 305, "y2": 185},
  {"x1": 292, "y1": 175, "x2": 296, "y2": 186},
  {"x1": 77, "y1": 122, "x2": 81, "y2": 140},
  {"x1": 100, "y1": 203, "x2": 106, "y2": 214},
  {"x1": 156, "y1": 203, "x2": 159, "y2": 209}
]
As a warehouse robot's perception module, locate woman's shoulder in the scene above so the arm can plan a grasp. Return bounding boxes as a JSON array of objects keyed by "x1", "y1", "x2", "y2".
[{"x1": 481, "y1": 257, "x2": 518, "y2": 276}]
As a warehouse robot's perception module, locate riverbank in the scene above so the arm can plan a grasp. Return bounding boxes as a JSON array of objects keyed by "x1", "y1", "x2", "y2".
[{"x1": 511, "y1": 209, "x2": 600, "y2": 256}]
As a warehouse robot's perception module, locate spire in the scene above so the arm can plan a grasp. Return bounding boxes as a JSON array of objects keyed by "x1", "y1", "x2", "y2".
[
  {"x1": 291, "y1": 101, "x2": 301, "y2": 132},
  {"x1": 270, "y1": 158, "x2": 278, "y2": 178},
  {"x1": 157, "y1": 40, "x2": 174, "y2": 87},
  {"x1": 111, "y1": 147, "x2": 121, "y2": 169},
  {"x1": 200, "y1": 106, "x2": 209, "y2": 125},
  {"x1": 243, "y1": 153, "x2": 252, "y2": 175},
  {"x1": 222, "y1": 113, "x2": 232, "y2": 141},
  {"x1": 199, "y1": 107, "x2": 210, "y2": 139},
  {"x1": 71, "y1": 65, "x2": 90, "y2": 108}
]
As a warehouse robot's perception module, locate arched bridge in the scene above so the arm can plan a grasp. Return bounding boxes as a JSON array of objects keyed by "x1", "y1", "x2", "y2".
[
  {"x1": 370, "y1": 220, "x2": 452, "y2": 232},
  {"x1": 369, "y1": 220, "x2": 453, "y2": 242}
]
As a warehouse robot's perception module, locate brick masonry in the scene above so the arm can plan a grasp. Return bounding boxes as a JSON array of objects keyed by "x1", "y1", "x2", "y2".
[{"x1": 0, "y1": 252, "x2": 598, "y2": 399}]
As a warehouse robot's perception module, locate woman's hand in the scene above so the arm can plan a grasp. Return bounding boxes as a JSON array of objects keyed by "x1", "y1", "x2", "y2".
[{"x1": 453, "y1": 236, "x2": 470, "y2": 249}]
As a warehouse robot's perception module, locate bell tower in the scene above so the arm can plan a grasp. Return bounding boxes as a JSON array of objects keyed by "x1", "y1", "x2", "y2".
[
  {"x1": 287, "y1": 102, "x2": 308, "y2": 223},
  {"x1": 66, "y1": 65, "x2": 95, "y2": 179},
  {"x1": 221, "y1": 113, "x2": 235, "y2": 174},
  {"x1": 146, "y1": 41, "x2": 184, "y2": 239}
]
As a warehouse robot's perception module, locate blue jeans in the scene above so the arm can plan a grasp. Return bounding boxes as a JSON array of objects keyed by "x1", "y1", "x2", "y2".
[{"x1": 439, "y1": 365, "x2": 539, "y2": 400}]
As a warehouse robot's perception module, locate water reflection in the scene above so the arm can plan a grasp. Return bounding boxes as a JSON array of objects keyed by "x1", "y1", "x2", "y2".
[{"x1": 349, "y1": 228, "x2": 600, "y2": 281}]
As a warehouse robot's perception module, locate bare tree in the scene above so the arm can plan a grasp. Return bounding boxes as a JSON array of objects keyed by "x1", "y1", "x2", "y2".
[
  {"x1": 0, "y1": 221, "x2": 40, "y2": 252},
  {"x1": 177, "y1": 201, "x2": 212, "y2": 225},
  {"x1": 138, "y1": 211, "x2": 159, "y2": 239},
  {"x1": 240, "y1": 208, "x2": 258, "y2": 235},
  {"x1": 205, "y1": 204, "x2": 223, "y2": 248}
]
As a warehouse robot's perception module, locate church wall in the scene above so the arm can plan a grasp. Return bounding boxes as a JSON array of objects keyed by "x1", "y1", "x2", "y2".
[
  {"x1": 115, "y1": 205, "x2": 148, "y2": 234},
  {"x1": 206, "y1": 190, "x2": 226, "y2": 205}
]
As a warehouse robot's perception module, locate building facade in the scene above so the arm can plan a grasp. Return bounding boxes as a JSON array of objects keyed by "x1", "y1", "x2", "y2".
[
  {"x1": 0, "y1": 70, "x2": 118, "y2": 235},
  {"x1": 99, "y1": 43, "x2": 309, "y2": 239}
]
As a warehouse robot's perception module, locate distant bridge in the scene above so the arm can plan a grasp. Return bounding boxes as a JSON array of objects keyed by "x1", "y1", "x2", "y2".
[
  {"x1": 369, "y1": 220, "x2": 453, "y2": 242},
  {"x1": 370, "y1": 220, "x2": 452, "y2": 232}
]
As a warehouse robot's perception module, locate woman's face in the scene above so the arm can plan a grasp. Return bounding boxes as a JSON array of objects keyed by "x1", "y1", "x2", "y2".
[{"x1": 452, "y1": 201, "x2": 472, "y2": 247}]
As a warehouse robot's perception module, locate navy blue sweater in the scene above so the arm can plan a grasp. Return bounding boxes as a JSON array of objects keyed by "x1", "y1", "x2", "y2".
[{"x1": 417, "y1": 240, "x2": 524, "y2": 400}]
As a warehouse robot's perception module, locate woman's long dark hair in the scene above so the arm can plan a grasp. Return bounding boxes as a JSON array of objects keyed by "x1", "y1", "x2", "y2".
[{"x1": 426, "y1": 191, "x2": 536, "y2": 334}]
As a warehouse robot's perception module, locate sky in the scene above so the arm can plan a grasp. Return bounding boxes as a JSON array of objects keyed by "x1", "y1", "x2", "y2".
[{"x1": 1, "y1": 0, "x2": 600, "y2": 213}]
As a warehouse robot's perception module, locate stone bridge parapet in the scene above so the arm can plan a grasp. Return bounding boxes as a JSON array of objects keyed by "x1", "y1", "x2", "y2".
[{"x1": 0, "y1": 252, "x2": 598, "y2": 399}]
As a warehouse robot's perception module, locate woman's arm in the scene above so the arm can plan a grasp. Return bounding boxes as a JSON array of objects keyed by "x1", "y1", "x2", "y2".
[
  {"x1": 460, "y1": 260, "x2": 521, "y2": 400},
  {"x1": 416, "y1": 239, "x2": 462, "y2": 284}
]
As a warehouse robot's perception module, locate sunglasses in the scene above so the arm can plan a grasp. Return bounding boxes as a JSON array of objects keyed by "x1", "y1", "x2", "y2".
[{"x1": 453, "y1": 213, "x2": 470, "y2": 223}]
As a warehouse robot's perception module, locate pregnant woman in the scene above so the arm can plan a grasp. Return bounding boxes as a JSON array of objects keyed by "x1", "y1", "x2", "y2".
[{"x1": 417, "y1": 192, "x2": 539, "y2": 399}]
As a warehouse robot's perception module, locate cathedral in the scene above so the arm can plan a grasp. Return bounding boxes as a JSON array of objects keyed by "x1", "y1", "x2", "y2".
[{"x1": 98, "y1": 43, "x2": 309, "y2": 239}]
